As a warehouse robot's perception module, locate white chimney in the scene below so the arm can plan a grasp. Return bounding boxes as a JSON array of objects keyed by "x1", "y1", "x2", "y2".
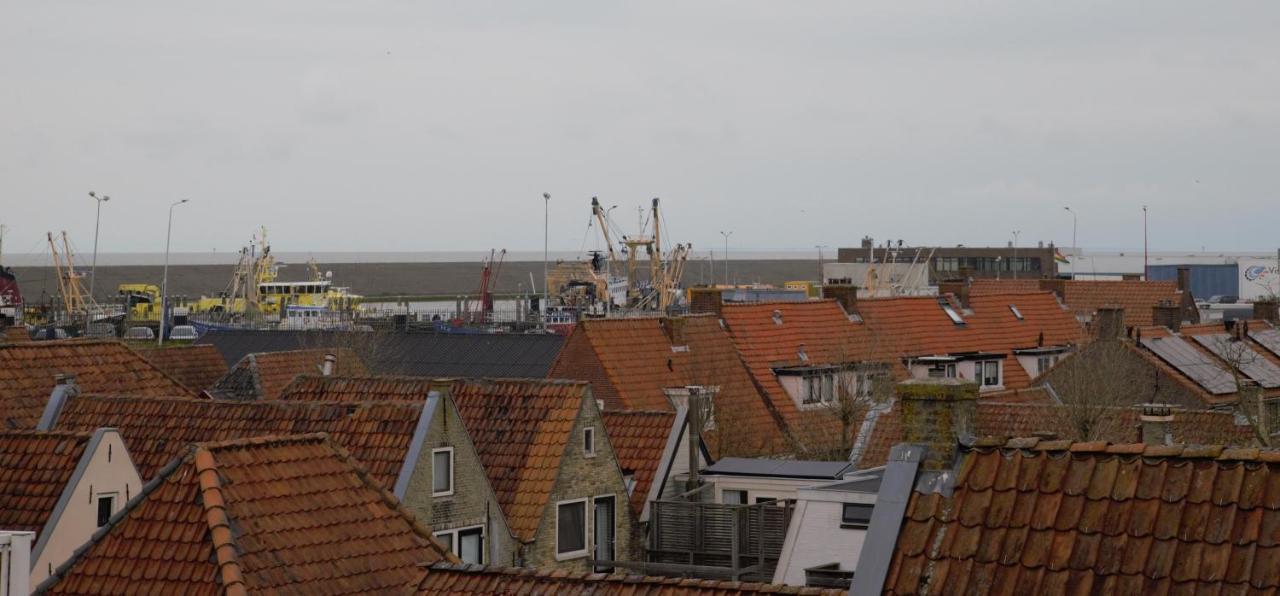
[
  {"x1": 1, "y1": 531, "x2": 35, "y2": 596},
  {"x1": 321, "y1": 353, "x2": 337, "y2": 376}
]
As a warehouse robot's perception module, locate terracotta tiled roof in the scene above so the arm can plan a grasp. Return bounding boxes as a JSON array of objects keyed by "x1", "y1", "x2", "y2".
[
  {"x1": 720, "y1": 300, "x2": 893, "y2": 455},
  {"x1": 279, "y1": 374, "x2": 439, "y2": 403},
  {"x1": 42, "y1": 433, "x2": 452, "y2": 595},
  {"x1": 856, "y1": 402, "x2": 1254, "y2": 469},
  {"x1": 884, "y1": 439, "x2": 1280, "y2": 594},
  {"x1": 49, "y1": 395, "x2": 425, "y2": 487},
  {"x1": 0, "y1": 340, "x2": 194, "y2": 429},
  {"x1": 981, "y1": 386, "x2": 1056, "y2": 404},
  {"x1": 448, "y1": 378, "x2": 591, "y2": 542},
  {"x1": 0, "y1": 430, "x2": 91, "y2": 534},
  {"x1": 1, "y1": 326, "x2": 31, "y2": 344},
  {"x1": 601, "y1": 410, "x2": 677, "y2": 516},
  {"x1": 968, "y1": 279, "x2": 1042, "y2": 295},
  {"x1": 549, "y1": 316, "x2": 786, "y2": 456},
  {"x1": 210, "y1": 348, "x2": 368, "y2": 400},
  {"x1": 855, "y1": 292, "x2": 1084, "y2": 390},
  {"x1": 416, "y1": 562, "x2": 847, "y2": 595},
  {"x1": 973, "y1": 279, "x2": 1186, "y2": 327},
  {"x1": 134, "y1": 344, "x2": 229, "y2": 393}
]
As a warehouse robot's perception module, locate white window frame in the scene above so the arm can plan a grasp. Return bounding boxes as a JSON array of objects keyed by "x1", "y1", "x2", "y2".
[
  {"x1": 555, "y1": 498, "x2": 590, "y2": 560},
  {"x1": 434, "y1": 524, "x2": 485, "y2": 565},
  {"x1": 431, "y1": 447, "x2": 455, "y2": 497},
  {"x1": 583, "y1": 426, "x2": 597, "y2": 458},
  {"x1": 96, "y1": 492, "x2": 118, "y2": 527},
  {"x1": 977, "y1": 360, "x2": 1002, "y2": 388}
]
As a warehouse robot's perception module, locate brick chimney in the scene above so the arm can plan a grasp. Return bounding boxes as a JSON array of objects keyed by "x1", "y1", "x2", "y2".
[
  {"x1": 1254, "y1": 300, "x2": 1280, "y2": 324},
  {"x1": 937, "y1": 280, "x2": 970, "y2": 309},
  {"x1": 1039, "y1": 278, "x2": 1067, "y2": 300},
  {"x1": 687, "y1": 287, "x2": 723, "y2": 316},
  {"x1": 1152, "y1": 301, "x2": 1182, "y2": 332},
  {"x1": 821, "y1": 284, "x2": 859, "y2": 315},
  {"x1": 1176, "y1": 267, "x2": 1191, "y2": 293},
  {"x1": 896, "y1": 378, "x2": 978, "y2": 471},
  {"x1": 1138, "y1": 403, "x2": 1173, "y2": 445},
  {"x1": 1094, "y1": 307, "x2": 1126, "y2": 340},
  {"x1": 661, "y1": 316, "x2": 688, "y2": 346}
]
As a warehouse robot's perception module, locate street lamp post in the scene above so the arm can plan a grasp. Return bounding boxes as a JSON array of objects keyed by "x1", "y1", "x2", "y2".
[
  {"x1": 720, "y1": 231, "x2": 733, "y2": 286},
  {"x1": 1063, "y1": 207, "x2": 1077, "y2": 280},
  {"x1": 815, "y1": 245, "x2": 828, "y2": 285},
  {"x1": 1011, "y1": 230, "x2": 1021, "y2": 280},
  {"x1": 159, "y1": 199, "x2": 189, "y2": 346},
  {"x1": 87, "y1": 191, "x2": 110, "y2": 334},
  {"x1": 542, "y1": 192, "x2": 550, "y2": 329}
]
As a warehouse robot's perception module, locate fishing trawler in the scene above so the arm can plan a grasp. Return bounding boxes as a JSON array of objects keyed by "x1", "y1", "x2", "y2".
[{"x1": 182, "y1": 228, "x2": 361, "y2": 332}]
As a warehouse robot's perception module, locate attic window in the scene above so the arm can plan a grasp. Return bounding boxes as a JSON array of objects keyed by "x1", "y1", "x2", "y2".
[
  {"x1": 939, "y1": 301, "x2": 965, "y2": 325},
  {"x1": 671, "y1": 345, "x2": 690, "y2": 353},
  {"x1": 772, "y1": 310, "x2": 783, "y2": 325},
  {"x1": 1009, "y1": 305, "x2": 1024, "y2": 320},
  {"x1": 797, "y1": 345, "x2": 809, "y2": 362}
]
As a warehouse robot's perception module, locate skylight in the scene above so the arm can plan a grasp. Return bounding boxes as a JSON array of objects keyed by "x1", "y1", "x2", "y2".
[
  {"x1": 1009, "y1": 305, "x2": 1024, "y2": 320},
  {"x1": 939, "y1": 300, "x2": 964, "y2": 325}
]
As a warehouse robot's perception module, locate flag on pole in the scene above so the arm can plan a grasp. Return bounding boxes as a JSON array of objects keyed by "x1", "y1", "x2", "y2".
[{"x1": 1054, "y1": 249, "x2": 1070, "y2": 264}]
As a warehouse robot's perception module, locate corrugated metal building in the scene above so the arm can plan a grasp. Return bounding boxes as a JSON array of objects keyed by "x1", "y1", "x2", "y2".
[{"x1": 1147, "y1": 264, "x2": 1238, "y2": 300}]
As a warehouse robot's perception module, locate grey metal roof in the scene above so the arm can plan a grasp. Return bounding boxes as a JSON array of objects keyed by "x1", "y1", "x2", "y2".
[
  {"x1": 1252, "y1": 328, "x2": 1280, "y2": 359},
  {"x1": 1140, "y1": 335, "x2": 1237, "y2": 395},
  {"x1": 196, "y1": 330, "x2": 565, "y2": 378},
  {"x1": 702, "y1": 457, "x2": 854, "y2": 480},
  {"x1": 814, "y1": 468, "x2": 885, "y2": 494},
  {"x1": 1192, "y1": 333, "x2": 1280, "y2": 389}
]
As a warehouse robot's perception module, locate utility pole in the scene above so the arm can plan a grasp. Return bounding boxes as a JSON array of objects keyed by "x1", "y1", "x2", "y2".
[
  {"x1": 815, "y1": 245, "x2": 828, "y2": 286},
  {"x1": 159, "y1": 199, "x2": 189, "y2": 346},
  {"x1": 1064, "y1": 206, "x2": 1077, "y2": 280},
  {"x1": 1143, "y1": 206, "x2": 1149, "y2": 280},
  {"x1": 542, "y1": 192, "x2": 550, "y2": 329},
  {"x1": 720, "y1": 231, "x2": 733, "y2": 286},
  {"x1": 1011, "y1": 230, "x2": 1020, "y2": 280},
  {"x1": 87, "y1": 192, "x2": 110, "y2": 334}
]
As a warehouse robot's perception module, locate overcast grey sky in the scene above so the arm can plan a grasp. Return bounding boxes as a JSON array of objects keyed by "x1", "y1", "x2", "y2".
[{"x1": 2, "y1": 2, "x2": 1277, "y2": 257}]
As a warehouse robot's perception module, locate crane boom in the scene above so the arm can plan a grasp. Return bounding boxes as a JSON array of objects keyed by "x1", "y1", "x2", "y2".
[{"x1": 591, "y1": 197, "x2": 620, "y2": 268}]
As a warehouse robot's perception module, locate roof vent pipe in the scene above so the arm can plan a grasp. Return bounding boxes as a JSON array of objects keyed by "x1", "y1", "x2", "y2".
[{"x1": 321, "y1": 353, "x2": 337, "y2": 376}]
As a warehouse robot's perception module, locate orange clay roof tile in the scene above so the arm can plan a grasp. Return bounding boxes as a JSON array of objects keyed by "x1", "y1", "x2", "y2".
[
  {"x1": 601, "y1": 410, "x2": 677, "y2": 516},
  {"x1": 548, "y1": 316, "x2": 787, "y2": 457},
  {"x1": 719, "y1": 300, "x2": 897, "y2": 455},
  {"x1": 885, "y1": 439, "x2": 1280, "y2": 594},
  {"x1": 856, "y1": 402, "x2": 1254, "y2": 469},
  {"x1": 0, "y1": 430, "x2": 93, "y2": 535},
  {"x1": 972, "y1": 279, "x2": 1186, "y2": 327},
  {"x1": 416, "y1": 562, "x2": 848, "y2": 594},
  {"x1": 49, "y1": 394, "x2": 425, "y2": 487},
  {"x1": 0, "y1": 340, "x2": 195, "y2": 429},
  {"x1": 447, "y1": 378, "x2": 591, "y2": 542},
  {"x1": 41, "y1": 433, "x2": 452, "y2": 594},
  {"x1": 134, "y1": 344, "x2": 229, "y2": 394}
]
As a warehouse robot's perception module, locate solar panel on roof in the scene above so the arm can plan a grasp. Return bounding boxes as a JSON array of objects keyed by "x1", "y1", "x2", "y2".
[
  {"x1": 1193, "y1": 333, "x2": 1280, "y2": 389},
  {"x1": 1140, "y1": 336, "x2": 1238, "y2": 395},
  {"x1": 1251, "y1": 328, "x2": 1280, "y2": 359}
]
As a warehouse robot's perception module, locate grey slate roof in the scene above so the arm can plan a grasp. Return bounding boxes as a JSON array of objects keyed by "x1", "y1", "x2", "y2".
[
  {"x1": 702, "y1": 457, "x2": 854, "y2": 480},
  {"x1": 196, "y1": 330, "x2": 565, "y2": 378}
]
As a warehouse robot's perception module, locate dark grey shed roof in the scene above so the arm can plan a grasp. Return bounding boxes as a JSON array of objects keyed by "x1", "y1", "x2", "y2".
[
  {"x1": 196, "y1": 330, "x2": 565, "y2": 378},
  {"x1": 702, "y1": 457, "x2": 854, "y2": 480}
]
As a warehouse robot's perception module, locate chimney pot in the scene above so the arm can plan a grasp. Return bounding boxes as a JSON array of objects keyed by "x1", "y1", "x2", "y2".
[
  {"x1": 1139, "y1": 403, "x2": 1174, "y2": 446},
  {"x1": 321, "y1": 353, "x2": 337, "y2": 376}
]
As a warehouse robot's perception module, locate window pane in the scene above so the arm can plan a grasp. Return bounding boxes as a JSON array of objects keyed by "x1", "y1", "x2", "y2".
[
  {"x1": 435, "y1": 532, "x2": 454, "y2": 554},
  {"x1": 557, "y1": 502, "x2": 586, "y2": 554},
  {"x1": 842, "y1": 503, "x2": 874, "y2": 527},
  {"x1": 97, "y1": 495, "x2": 114, "y2": 527},
  {"x1": 723, "y1": 490, "x2": 747, "y2": 505},
  {"x1": 433, "y1": 451, "x2": 452, "y2": 493},
  {"x1": 459, "y1": 528, "x2": 483, "y2": 564},
  {"x1": 584, "y1": 428, "x2": 595, "y2": 454}
]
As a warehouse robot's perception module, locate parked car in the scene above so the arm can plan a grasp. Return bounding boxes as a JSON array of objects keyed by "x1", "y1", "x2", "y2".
[
  {"x1": 167, "y1": 325, "x2": 199, "y2": 341},
  {"x1": 124, "y1": 326, "x2": 156, "y2": 340}
]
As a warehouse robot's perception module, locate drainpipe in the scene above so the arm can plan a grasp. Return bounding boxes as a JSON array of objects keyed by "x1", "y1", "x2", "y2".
[{"x1": 686, "y1": 386, "x2": 703, "y2": 494}]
